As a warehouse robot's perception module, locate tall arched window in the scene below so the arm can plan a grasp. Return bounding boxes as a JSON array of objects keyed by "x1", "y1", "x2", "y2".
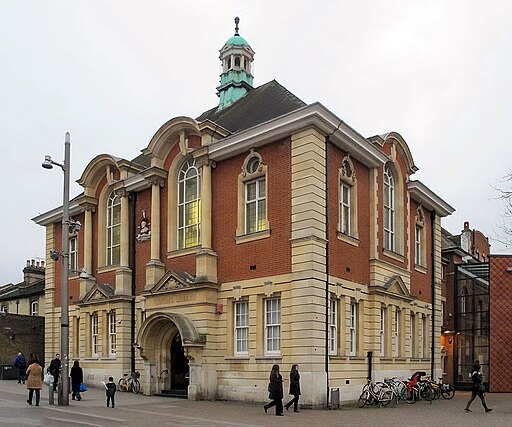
[
  {"x1": 106, "y1": 192, "x2": 121, "y2": 265},
  {"x1": 383, "y1": 166, "x2": 395, "y2": 251},
  {"x1": 177, "y1": 159, "x2": 201, "y2": 249}
]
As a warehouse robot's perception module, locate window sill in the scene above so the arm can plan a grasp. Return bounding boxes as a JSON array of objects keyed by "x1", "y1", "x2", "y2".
[
  {"x1": 329, "y1": 355, "x2": 348, "y2": 360},
  {"x1": 382, "y1": 249, "x2": 405, "y2": 263},
  {"x1": 255, "y1": 355, "x2": 282, "y2": 362},
  {"x1": 337, "y1": 232, "x2": 359, "y2": 247},
  {"x1": 224, "y1": 356, "x2": 250, "y2": 362},
  {"x1": 97, "y1": 265, "x2": 120, "y2": 274},
  {"x1": 414, "y1": 264, "x2": 428, "y2": 274},
  {"x1": 167, "y1": 245, "x2": 201, "y2": 259},
  {"x1": 235, "y1": 229, "x2": 271, "y2": 244},
  {"x1": 348, "y1": 356, "x2": 365, "y2": 361}
]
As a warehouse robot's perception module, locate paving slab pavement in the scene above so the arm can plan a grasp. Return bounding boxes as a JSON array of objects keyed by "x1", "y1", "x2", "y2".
[{"x1": 1, "y1": 380, "x2": 511, "y2": 426}]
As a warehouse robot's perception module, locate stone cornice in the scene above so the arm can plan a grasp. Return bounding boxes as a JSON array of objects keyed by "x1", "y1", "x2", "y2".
[
  {"x1": 207, "y1": 103, "x2": 389, "y2": 168},
  {"x1": 408, "y1": 180, "x2": 455, "y2": 217}
]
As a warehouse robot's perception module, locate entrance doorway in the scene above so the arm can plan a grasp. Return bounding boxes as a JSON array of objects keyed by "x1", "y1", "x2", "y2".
[{"x1": 171, "y1": 333, "x2": 189, "y2": 390}]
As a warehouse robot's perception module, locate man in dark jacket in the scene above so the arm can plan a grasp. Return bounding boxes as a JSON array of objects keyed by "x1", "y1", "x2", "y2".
[
  {"x1": 48, "y1": 353, "x2": 61, "y2": 392},
  {"x1": 13, "y1": 352, "x2": 27, "y2": 384}
]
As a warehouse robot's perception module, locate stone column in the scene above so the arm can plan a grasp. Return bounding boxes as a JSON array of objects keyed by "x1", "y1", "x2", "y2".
[
  {"x1": 146, "y1": 178, "x2": 166, "y2": 289},
  {"x1": 195, "y1": 158, "x2": 217, "y2": 283},
  {"x1": 84, "y1": 208, "x2": 93, "y2": 274},
  {"x1": 116, "y1": 190, "x2": 132, "y2": 295}
]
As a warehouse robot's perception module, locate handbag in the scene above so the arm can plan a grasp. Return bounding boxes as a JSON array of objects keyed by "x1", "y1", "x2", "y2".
[
  {"x1": 478, "y1": 383, "x2": 486, "y2": 393},
  {"x1": 43, "y1": 372, "x2": 54, "y2": 386},
  {"x1": 79, "y1": 383, "x2": 88, "y2": 392}
]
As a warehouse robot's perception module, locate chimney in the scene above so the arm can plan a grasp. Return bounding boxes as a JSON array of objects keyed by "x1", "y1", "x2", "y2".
[
  {"x1": 463, "y1": 221, "x2": 470, "y2": 231},
  {"x1": 23, "y1": 259, "x2": 45, "y2": 285}
]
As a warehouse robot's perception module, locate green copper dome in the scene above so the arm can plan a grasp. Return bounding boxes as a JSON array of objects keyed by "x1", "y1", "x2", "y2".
[{"x1": 225, "y1": 35, "x2": 249, "y2": 46}]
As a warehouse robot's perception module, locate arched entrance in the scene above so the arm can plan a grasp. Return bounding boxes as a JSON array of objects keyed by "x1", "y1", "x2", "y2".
[
  {"x1": 171, "y1": 333, "x2": 189, "y2": 390},
  {"x1": 136, "y1": 312, "x2": 203, "y2": 397}
]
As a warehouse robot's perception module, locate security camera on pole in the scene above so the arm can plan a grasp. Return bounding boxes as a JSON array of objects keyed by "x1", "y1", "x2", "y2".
[{"x1": 42, "y1": 132, "x2": 72, "y2": 406}]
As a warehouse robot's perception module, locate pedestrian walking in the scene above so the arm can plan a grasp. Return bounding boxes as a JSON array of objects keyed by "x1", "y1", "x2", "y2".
[
  {"x1": 105, "y1": 376, "x2": 117, "y2": 408},
  {"x1": 264, "y1": 364, "x2": 284, "y2": 416},
  {"x1": 70, "y1": 360, "x2": 84, "y2": 401},
  {"x1": 26, "y1": 356, "x2": 43, "y2": 406},
  {"x1": 465, "y1": 361, "x2": 493, "y2": 413},
  {"x1": 48, "y1": 353, "x2": 61, "y2": 392},
  {"x1": 13, "y1": 351, "x2": 27, "y2": 384},
  {"x1": 285, "y1": 364, "x2": 301, "y2": 412}
]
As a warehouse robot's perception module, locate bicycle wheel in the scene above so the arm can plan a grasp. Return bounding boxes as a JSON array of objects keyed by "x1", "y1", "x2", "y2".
[
  {"x1": 379, "y1": 389, "x2": 393, "y2": 407},
  {"x1": 395, "y1": 381, "x2": 407, "y2": 401},
  {"x1": 358, "y1": 390, "x2": 370, "y2": 408},
  {"x1": 441, "y1": 385, "x2": 455, "y2": 399},
  {"x1": 131, "y1": 378, "x2": 140, "y2": 394},
  {"x1": 118, "y1": 378, "x2": 128, "y2": 392},
  {"x1": 423, "y1": 385, "x2": 434, "y2": 401},
  {"x1": 405, "y1": 388, "x2": 418, "y2": 404}
]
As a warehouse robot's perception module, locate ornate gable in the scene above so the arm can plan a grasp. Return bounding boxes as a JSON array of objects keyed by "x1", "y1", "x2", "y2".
[
  {"x1": 82, "y1": 283, "x2": 115, "y2": 303},
  {"x1": 149, "y1": 270, "x2": 195, "y2": 294},
  {"x1": 369, "y1": 275, "x2": 413, "y2": 301}
]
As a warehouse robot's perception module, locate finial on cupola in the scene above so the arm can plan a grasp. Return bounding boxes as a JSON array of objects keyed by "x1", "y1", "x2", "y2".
[{"x1": 234, "y1": 17, "x2": 240, "y2": 35}]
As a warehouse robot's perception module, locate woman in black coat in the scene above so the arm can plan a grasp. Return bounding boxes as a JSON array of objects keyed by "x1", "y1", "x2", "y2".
[
  {"x1": 285, "y1": 364, "x2": 301, "y2": 412},
  {"x1": 264, "y1": 364, "x2": 284, "y2": 416},
  {"x1": 70, "y1": 360, "x2": 84, "y2": 401},
  {"x1": 465, "y1": 361, "x2": 492, "y2": 412}
]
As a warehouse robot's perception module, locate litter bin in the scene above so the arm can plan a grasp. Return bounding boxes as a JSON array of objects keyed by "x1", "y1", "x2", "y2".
[
  {"x1": 330, "y1": 387, "x2": 340, "y2": 409},
  {"x1": 1, "y1": 365, "x2": 17, "y2": 380}
]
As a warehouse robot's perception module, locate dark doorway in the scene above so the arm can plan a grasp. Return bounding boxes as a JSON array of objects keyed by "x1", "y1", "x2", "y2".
[{"x1": 171, "y1": 333, "x2": 189, "y2": 390}]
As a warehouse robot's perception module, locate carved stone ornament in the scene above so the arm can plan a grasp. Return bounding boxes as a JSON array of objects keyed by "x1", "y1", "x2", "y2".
[
  {"x1": 89, "y1": 290, "x2": 106, "y2": 301},
  {"x1": 136, "y1": 210, "x2": 151, "y2": 242}
]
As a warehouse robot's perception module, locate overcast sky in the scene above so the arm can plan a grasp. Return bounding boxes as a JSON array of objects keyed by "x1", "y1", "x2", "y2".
[{"x1": 1, "y1": 1, "x2": 511, "y2": 284}]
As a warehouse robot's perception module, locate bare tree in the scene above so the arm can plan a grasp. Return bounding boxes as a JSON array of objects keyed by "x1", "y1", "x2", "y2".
[{"x1": 493, "y1": 171, "x2": 512, "y2": 247}]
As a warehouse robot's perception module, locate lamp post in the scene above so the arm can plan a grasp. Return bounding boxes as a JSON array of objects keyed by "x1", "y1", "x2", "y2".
[{"x1": 42, "y1": 132, "x2": 71, "y2": 406}]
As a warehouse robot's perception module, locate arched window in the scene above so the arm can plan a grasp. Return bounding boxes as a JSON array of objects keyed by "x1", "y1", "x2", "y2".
[
  {"x1": 234, "y1": 56, "x2": 241, "y2": 68},
  {"x1": 236, "y1": 150, "x2": 269, "y2": 243},
  {"x1": 339, "y1": 155, "x2": 357, "y2": 239},
  {"x1": 177, "y1": 159, "x2": 201, "y2": 249},
  {"x1": 106, "y1": 192, "x2": 121, "y2": 266},
  {"x1": 383, "y1": 166, "x2": 395, "y2": 251}
]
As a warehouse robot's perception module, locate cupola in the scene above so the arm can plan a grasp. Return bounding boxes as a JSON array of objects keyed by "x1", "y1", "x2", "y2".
[{"x1": 217, "y1": 17, "x2": 255, "y2": 109}]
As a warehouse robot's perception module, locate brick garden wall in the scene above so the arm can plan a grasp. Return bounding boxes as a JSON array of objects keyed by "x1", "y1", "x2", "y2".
[{"x1": 0, "y1": 313, "x2": 45, "y2": 370}]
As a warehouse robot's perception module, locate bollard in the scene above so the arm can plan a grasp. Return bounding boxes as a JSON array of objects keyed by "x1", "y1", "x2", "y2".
[{"x1": 48, "y1": 383, "x2": 54, "y2": 405}]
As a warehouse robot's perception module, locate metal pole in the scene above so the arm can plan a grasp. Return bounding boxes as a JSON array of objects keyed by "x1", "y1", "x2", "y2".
[{"x1": 58, "y1": 132, "x2": 71, "y2": 406}]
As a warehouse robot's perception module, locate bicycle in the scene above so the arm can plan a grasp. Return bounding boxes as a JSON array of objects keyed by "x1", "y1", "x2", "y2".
[
  {"x1": 118, "y1": 371, "x2": 141, "y2": 394},
  {"x1": 358, "y1": 379, "x2": 393, "y2": 408},
  {"x1": 431, "y1": 377, "x2": 455, "y2": 400},
  {"x1": 382, "y1": 377, "x2": 408, "y2": 404}
]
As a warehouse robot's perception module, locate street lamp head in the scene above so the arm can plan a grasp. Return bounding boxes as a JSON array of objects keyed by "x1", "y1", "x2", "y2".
[
  {"x1": 49, "y1": 249, "x2": 60, "y2": 261},
  {"x1": 42, "y1": 155, "x2": 54, "y2": 169}
]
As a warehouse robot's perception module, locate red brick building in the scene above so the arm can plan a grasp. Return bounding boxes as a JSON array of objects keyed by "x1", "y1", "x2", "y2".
[
  {"x1": 33, "y1": 20, "x2": 454, "y2": 406},
  {"x1": 489, "y1": 254, "x2": 512, "y2": 392}
]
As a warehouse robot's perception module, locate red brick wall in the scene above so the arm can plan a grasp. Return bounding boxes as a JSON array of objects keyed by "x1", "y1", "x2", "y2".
[
  {"x1": 213, "y1": 138, "x2": 292, "y2": 282},
  {"x1": 489, "y1": 255, "x2": 512, "y2": 392},
  {"x1": 328, "y1": 144, "x2": 371, "y2": 284},
  {"x1": 409, "y1": 199, "x2": 433, "y2": 303},
  {"x1": 378, "y1": 140, "x2": 409, "y2": 270},
  {"x1": 52, "y1": 211, "x2": 85, "y2": 307},
  {"x1": 134, "y1": 189, "x2": 152, "y2": 295}
]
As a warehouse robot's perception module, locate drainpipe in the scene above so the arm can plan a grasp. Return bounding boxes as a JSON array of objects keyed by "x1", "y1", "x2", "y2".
[
  {"x1": 129, "y1": 192, "x2": 137, "y2": 374},
  {"x1": 431, "y1": 211, "x2": 436, "y2": 378},
  {"x1": 325, "y1": 136, "x2": 330, "y2": 409}
]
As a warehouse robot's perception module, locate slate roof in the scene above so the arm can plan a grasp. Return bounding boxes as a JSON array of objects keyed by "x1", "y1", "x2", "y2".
[{"x1": 196, "y1": 80, "x2": 306, "y2": 134}]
